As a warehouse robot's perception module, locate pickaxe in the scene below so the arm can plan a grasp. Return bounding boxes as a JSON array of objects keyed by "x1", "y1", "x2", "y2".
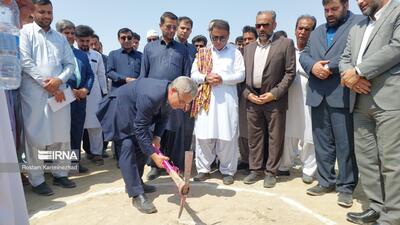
[{"x1": 153, "y1": 146, "x2": 193, "y2": 218}]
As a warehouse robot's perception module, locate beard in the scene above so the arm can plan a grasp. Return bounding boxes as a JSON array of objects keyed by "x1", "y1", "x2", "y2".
[
  {"x1": 80, "y1": 46, "x2": 90, "y2": 52},
  {"x1": 326, "y1": 11, "x2": 347, "y2": 27},
  {"x1": 361, "y1": 0, "x2": 380, "y2": 17},
  {"x1": 258, "y1": 31, "x2": 273, "y2": 42}
]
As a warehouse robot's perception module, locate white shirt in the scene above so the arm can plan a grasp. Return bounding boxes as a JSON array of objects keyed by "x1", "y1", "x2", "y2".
[
  {"x1": 253, "y1": 40, "x2": 271, "y2": 88},
  {"x1": 357, "y1": 0, "x2": 392, "y2": 66},
  {"x1": 191, "y1": 44, "x2": 245, "y2": 140}
]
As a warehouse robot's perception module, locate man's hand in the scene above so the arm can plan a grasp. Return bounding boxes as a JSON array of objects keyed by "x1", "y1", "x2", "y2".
[
  {"x1": 258, "y1": 92, "x2": 275, "y2": 104},
  {"x1": 152, "y1": 136, "x2": 161, "y2": 149},
  {"x1": 183, "y1": 103, "x2": 191, "y2": 112},
  {"x1": 125, "y1": 77, "x2": 136, "y2": 83},
  {"x1": 43, "y1": 77, "x2": 62, "y2": 94},
  {"x1": 351, "y1": 78, "x2": 371, "y2": 94},
  {"x1": 341, "y1": 68, "x2": 361, "y2": 88},
  {"x1": 150, "y1": 153, "x2": 169, "y2": 169},
  {"x1": 205, "y1": 73, "x2": 222, "y2": 86},
  {"x1": 311, "y1": 60, "x2": 332, "y2": 80},
  {"x1": 77, "y1": 88, "x2": 89, "y2": 99},
  {"x1": 247, "y1": 93, "x2": 263, "y2": 105},
  {"x1": 72, "y1": 89, "x2": 80, "y2": 101},
  {"x1": 54, "y1": 90, "x2": 66, "y2": 103}
]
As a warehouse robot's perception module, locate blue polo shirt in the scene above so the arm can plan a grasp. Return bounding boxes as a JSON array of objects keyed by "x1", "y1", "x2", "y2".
[
  {"x1": 140, "y1": 39, "x2": 191, "y2": 81},
  {"x1": 106, "y1": 48, "x2": 142, "y2": 89}
]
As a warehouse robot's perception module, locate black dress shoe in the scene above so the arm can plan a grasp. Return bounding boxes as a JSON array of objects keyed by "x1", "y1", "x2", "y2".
[
  {"x1": 53, "y1": 177, "x2": 76, "y2": 188},
  {"x1": 346, "y1": 208, "x2": 380, "y2": 224},
  {"x1": 132, "y1": 194, "x2": 157, "y2": 214},
  {"x1": 32, "y1": 182, "x2": 54, "y2": 196},
  {"x1": 277, "y1": 170, "x2": 290, "y2": 176},
  {"x1": 142, "y1": 183, "x2": 157, "y2": 193},
  {"x1": 193, "y1": 172, "x2": 210, "y2": 182},
  {"x1": 306, "y1": 184, "x2": 335, "y2": 196},
  {"x1": 147, "y1": 167, "x2": 161, "y2": 181},
  {"x1": 78, "y1": 163, "x2": 89, "y2": 173}
]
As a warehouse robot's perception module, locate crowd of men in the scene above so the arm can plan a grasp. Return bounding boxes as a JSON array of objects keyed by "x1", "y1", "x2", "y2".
[{"x1": 1, "y1": 0, "x2": 399, "y2": 224}]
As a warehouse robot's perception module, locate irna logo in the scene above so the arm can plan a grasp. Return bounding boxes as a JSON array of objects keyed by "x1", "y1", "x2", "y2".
[{"x1": 38, "y1": 150, "x2": 78, "y2": 160}]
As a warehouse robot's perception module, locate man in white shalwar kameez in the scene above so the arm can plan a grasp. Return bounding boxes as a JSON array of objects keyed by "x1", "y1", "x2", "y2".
[
  {"x1": 279, "y1": 15, "x2": 317, "y2": 184},
  {"x1": 19, "y1": 0, "x2": 76, "y2": 196},
  {"x1": 191, "y1": 19, "x2": 245, "y2": 185},
  {"x1": 0, "y1": 0, "x2": 31, "y2": 224},
  {"x1": 75, "y1": 25, "x2": 108, "y2": 166}
]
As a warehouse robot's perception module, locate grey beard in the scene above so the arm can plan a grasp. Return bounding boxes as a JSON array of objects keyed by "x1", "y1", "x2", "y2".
[{"x1": 362, "y1": 0, "x2": 380, "y2": 17}]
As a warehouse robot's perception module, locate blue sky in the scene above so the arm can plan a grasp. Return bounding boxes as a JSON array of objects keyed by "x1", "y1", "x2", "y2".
[{"x1": 51, "y1": 0, "x2": 361, "y2": 53}]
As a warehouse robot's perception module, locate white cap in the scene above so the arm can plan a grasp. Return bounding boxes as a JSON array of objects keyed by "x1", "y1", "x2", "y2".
[{"x1": 146, "y1": 29, "x2": 158, "y2": 39}]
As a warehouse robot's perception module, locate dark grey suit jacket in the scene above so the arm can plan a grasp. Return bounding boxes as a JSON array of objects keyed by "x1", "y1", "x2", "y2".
[
  {"x1": 339, "y1": 1, "x2": 400, "y2": 112},
  {"x1": 300, "y1": 11, "x2": 364, "y2": 108},
  {"x1": 96, "y1": 78, "x2": 170, "y2": 156}
]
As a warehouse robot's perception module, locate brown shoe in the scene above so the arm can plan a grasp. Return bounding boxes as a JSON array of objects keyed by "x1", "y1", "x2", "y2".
[
  {"x1": 92, "y1": 155, "x2": 104, "y2": 166},
  {"x1": 21, "y1": 173, "x2": 30, "y2": 186}
]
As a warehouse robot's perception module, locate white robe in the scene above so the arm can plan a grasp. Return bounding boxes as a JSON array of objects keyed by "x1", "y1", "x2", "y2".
[
  {"x1": 19, "y1": 22, "x2": 75, "y2": 146},
  {"x1": 84, "y1": 49, "x2": 108, "y2": 129},
  {"x1": 285, "y1": 48, "x2": 313, "y2": 144},
  {"x1": 191, "y1": 44, "x2": 245, "y2": 141},
  {"x1": 0, "y1": 91, "x2": 29, "y2": 225}
]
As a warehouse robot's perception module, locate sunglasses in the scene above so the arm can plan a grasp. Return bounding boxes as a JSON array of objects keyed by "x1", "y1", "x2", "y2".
[
  {"x1": 120, "y1": 36, "x2": 133, "y2": 41},
  {"x1": 210, "y1": 35, "x2": 227, "y2": 42},
  {"x1": 255, "y1": 23, "x2": 271, "y2": 29}
]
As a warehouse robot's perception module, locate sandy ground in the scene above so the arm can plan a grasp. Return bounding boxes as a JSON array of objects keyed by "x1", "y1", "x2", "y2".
[{"x1": 26, "y1": 150, "x2": 369, "y2": 225}]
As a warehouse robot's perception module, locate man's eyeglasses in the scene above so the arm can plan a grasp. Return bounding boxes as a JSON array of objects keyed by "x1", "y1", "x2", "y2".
[
  {"x1": 165, "y1": 25, "x2": 177, "y2": 30},
  {"x1": 120, "y1": 36, "x2": 133, "y2": 41},
  {"x1": 210, "y1": 35, "x2": 227, "y2": 42},
  {"x1": 255, "y1": 23, "x2": 271, "y2": 29},
  {"x1": 176, "y1": 91, "x2": 187, "y2": 107}
]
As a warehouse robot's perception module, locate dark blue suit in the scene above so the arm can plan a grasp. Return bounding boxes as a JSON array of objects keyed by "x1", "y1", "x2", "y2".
[
  {"x1": 68, "y1": 47, "x2": 94, "y2": 159},
  {"x1": 97, "y1": 78, "x2": 171, "y2": 197},
  {"x1": 299, "y1": 12, "x2": 362, "y2": 193}
]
